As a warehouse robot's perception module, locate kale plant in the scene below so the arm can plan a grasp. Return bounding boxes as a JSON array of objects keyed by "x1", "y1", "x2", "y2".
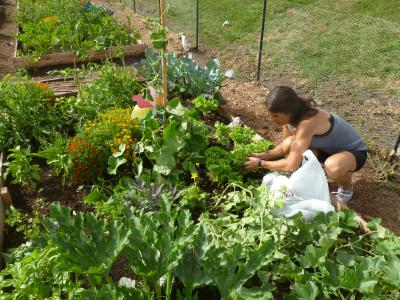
[{"x1": 139, "y1": 49, "x2": 225, "y2": 99}]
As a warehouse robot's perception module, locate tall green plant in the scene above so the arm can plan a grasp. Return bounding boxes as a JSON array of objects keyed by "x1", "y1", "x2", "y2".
[
  {"x1": 123, "y1": 195, "x2": 197, "y2": 299},
  {"x1": 78, "y1": 63, "x2": 142, "y2": 121},
  {"x1": 3, "y1": 146, "x2": 41, "y2": 190},
  {"x1": 0, "y1": 76, "x2": 61, "y2": 150}
]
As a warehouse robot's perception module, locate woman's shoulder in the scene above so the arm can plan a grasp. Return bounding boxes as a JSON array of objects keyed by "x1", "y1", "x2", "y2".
[
  {"x1": 301, "y1": 110, "x2": 329, "y2": 124},
  {"x1": 297, "y1": 110, "x2": 330, "y2": 133}
]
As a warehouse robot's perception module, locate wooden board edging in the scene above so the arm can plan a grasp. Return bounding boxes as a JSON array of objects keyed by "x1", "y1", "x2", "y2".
[{"x1": 13, "y1": 43, "x2": 147, "y2": 70}]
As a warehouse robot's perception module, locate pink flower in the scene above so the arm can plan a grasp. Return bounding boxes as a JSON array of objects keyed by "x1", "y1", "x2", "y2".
[{"x1": 132, "y1": 95, "x2": 154, "y2": 108}]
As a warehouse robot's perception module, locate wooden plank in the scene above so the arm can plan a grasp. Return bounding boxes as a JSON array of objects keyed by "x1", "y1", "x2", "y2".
[
  {"x1": 0, "y1": 152, "x2": 9, "y2": 269},
  {"x1": 14, "y1": 43, "x2": 147, "y2": 69},
  {"x1": 39, "y1": 76, "x2": 75, "y2": 83}
]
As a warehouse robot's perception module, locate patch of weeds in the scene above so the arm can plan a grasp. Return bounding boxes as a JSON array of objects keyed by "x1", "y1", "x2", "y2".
[{"x1": 368, "y1": 151, "x2": 400, "y2": 191}]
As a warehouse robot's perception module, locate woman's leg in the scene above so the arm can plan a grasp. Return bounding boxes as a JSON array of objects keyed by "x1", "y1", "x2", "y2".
[{"x1": 323, "y1": 151, "x2": 357, "y2": 190}]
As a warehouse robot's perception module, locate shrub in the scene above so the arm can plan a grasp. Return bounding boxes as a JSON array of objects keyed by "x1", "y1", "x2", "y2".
[
  {"x1": 66, "y1": 108, "x2": 140, "y2": 182},
  {"x1": 77, "y1": 63, "x2": 142, "y2": 121}
]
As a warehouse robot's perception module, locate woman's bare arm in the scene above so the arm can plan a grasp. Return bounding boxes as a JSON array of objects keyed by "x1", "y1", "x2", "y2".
[{"x1": 251, "y1": 125, "x2": 294, "y2": 160}]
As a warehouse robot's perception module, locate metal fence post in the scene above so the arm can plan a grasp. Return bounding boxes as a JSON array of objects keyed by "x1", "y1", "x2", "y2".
[
  {"x1": 195, "y1": 0, "x2": 199, "y2": 50},
  {"x1": 257, "y1": 0, "x2": 267, "y2": 81}
]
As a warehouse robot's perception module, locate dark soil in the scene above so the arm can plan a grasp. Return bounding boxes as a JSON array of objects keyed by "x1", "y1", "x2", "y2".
[{"x1": 3, "y1": 164, "x2": 92, "y2": 251}]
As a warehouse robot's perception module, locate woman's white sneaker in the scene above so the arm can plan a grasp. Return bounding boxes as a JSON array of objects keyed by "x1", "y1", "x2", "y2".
[{"x1": 332, "y1": 186, "x2": 353, "y2": 204}]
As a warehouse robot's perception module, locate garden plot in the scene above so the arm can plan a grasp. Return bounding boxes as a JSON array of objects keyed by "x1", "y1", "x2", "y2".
[
  {"x1": 1, "y1": 48, "x2": 400, "y2": 298},
  {"x1": 12, "y1": 0, "x2": 146, "y2": 70},
  {"x1": 1, "y1": 1, "x2": 400, "y2": 299}
]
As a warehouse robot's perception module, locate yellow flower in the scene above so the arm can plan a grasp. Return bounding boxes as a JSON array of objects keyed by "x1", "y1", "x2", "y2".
[{"x1": 191, "y1": 172, "x2": 199, "y2": 180}]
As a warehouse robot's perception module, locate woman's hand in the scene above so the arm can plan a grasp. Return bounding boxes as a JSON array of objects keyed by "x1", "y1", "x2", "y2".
[
  {"x1": 249, "y1": 152, "x2": 269, "y2": 160},
  {"x1": 243, "y1": 156, "x2": 262, "y2": 170}
]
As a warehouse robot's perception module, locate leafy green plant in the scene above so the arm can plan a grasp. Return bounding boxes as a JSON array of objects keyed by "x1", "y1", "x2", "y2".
[
  {"x1": 136, "y1": 99, "x2": 209, "y2": 182},
  {"x1": 178, "y1": 184, "x2": 208, "y2": 210},
  {"x1": 231, "y1": 140, "x2": 274, "y2": 168},
  {"x1": 123, "y1": 195, "x2": 197, "y2": 299},
  {"x1": 0, "y1": 76, "x2": 63, "y2": 150},
  {"x1": 214, "y1": 121, "x2": 231, "y2": 146},
  {"x1": 77, "y1": 63, "x2": 142, "y2": 121},
  {"x1": 44, "y1": 202, "x2": 130, "y2": 287},
  {"x1": 140, "y1": 49, "x2": 225, "y2": 99},
  {"x1": 3, "y1": 146, "x2": 41, "y2": 190},
  {"x1": 4, "y1": 203, "x2": 42, "y2": 239},
  {"x1": 35, "y1": 135, "x2": 73, "y2": 185},
  {"x1": 117, "y1": 176, "x2": 178, "y2": 212},
  {"x1": 192, "y1": 95, "x2": 219, "y2": 113},
  {"x1": 2, "y1": 182, "x2": 400, "y2": 298},
  {"x1": 150, "y1": 25, "x2": 168, "y2": 50},
  {"x1": 205, "y1": 139, "x2": 274, "y2": 184},
  {"x1": 107, "y1": 143, "x2": 128, "y2": 175},
  {"x1": 205, "y1": 146, "x2": 241, "y2": 183},
  {"x1": 229, "y1": 125, "x2": 256, "y2": 145},
  {"x1": 0, "y1": 243, "x2": 77, "y2": 299}
]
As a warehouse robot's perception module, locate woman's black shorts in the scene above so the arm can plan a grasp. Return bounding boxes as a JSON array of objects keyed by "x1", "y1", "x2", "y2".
[{"x1": 317, "y1": 150, "x2": 368, "y2": 172}]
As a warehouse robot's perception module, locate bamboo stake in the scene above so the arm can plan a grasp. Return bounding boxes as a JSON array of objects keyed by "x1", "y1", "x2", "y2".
[{"x1": 159, "y1": 0, "x2": 168, "y2": 105}]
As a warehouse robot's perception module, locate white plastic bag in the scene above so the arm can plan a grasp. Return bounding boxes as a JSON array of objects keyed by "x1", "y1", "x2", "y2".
[
  {"x1": 262, "y1": 150, "x2": 334, "y2": 220},
  {"x1": 288, "y1": 150, "x2": 331, "y2": 202}
]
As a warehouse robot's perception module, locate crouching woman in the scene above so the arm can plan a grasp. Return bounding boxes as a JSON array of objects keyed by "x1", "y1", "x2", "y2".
[{"x1": 243, "y1": 86, "x2": 367, "y2": 204}]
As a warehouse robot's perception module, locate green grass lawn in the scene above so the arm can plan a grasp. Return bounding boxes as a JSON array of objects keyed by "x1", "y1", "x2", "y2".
[
  {"x1": 288, "y1": 0, "x2": 400, "y2": 24},
  {"x1": 134, "y1": 0, "x2": 400, "y2": 98}
]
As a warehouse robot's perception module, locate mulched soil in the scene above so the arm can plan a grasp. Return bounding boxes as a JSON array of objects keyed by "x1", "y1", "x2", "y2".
[
  {"x1": 218, "y1": 79, "x2": 400, "y2": 235},
  {"x1": 0, "y1": 0, "x2": 399, "y2": 251}
]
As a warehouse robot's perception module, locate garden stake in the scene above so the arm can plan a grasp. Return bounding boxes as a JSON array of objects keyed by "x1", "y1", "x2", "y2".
[
  {"x1": 160, "y1": 0, "x2": 168, "y2": 105},
  {"x1": 195, "y1": 0, "x2": 199, "y2": 50}
]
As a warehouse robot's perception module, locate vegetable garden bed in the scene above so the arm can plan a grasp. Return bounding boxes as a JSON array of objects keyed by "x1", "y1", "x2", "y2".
[{"x1": 13, "y1": 0, "x2": 146, "y2": 70}]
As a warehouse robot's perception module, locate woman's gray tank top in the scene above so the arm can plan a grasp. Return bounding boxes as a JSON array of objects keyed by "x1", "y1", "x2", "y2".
[{"x1": 288, "y1": 114, "x2": 367, "y2": 154}]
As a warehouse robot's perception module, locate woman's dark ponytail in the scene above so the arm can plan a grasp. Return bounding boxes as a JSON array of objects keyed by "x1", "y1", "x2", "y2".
[{"x1": 265, "y1": 86, "x2": 318, "y2": 125}]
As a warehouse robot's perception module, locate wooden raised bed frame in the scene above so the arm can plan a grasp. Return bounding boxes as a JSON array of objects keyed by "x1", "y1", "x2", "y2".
[
  {"x1": 12, "y1": 1, "x2": 147, "y2": 69},
  {"x1": 13, "y1": 42, "x2": 148, "y2": 70}
]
